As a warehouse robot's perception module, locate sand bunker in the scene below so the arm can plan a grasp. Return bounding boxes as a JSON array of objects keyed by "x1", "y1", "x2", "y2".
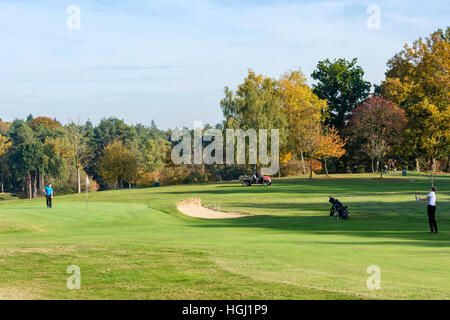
[{"x1": 176, "y1": 198, "x2": 245, "y2": 219}]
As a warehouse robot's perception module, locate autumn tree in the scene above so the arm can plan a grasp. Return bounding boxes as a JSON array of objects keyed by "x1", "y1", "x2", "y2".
[
  {"x1": 220, "y1": 69, "x2": 287, "y2": 174},
  {"x1": 380, "y1": 27, "x2": 449, "y2": 172},
  {"x1": 29, "y1": 116, "x2": 62, "y2": 131},
  {"x1": 0, "y1": 120, "x2": 11, "y2": 135},
  {"x1": 141, "y1": 137, "x2": 171, "y2": 183},
  {"x1": 54, "y1": 121, "x2": 94, "y2": 193},
  {"x1": 98, "y1": 140, "x2": 138, "y2": 189},
  {"x1": 279, "y1": 70, "x2": 327, "y2": 174},
  {"x1": 347, "y1": 96, "x2": 407, "y2": 180},
  {"x1": 0, "y1": 135, "x2": 12, "y2": 159},
  {"x1": 302, "y1": 121, "x2": 325, "y2": 179},
  {"x1": 317, "y1": 126, "x2": 347, "y2": 176},
  {"x1": 221, "y1": 70, "x2": 285, "y2": 131},
  {"x1": 301, "y1": 122, "x2": 346, "y2": 179}
]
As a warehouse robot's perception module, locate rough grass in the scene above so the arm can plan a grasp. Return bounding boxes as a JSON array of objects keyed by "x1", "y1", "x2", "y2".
[{"x1": 0, "y1": 172, "x2": 449, "y2": 300}]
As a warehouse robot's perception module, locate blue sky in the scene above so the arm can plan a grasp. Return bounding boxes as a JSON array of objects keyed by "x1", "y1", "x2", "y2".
[{"x1": 0, "y1": 0, "x2": 448, "y2": 129}]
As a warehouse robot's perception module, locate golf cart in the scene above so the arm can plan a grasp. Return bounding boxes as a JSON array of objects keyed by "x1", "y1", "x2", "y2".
[{"x1": 239, "y1": 174, "x2": 272, "y2": 187}]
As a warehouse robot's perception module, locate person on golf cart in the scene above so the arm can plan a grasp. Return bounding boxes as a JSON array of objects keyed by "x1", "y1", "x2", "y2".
[{"x1": 252, "y1": 170, "x2": 261, "y2": 183}]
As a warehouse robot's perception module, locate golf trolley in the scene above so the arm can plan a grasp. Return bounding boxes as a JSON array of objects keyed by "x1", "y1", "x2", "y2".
[{"x1": 329, "y1": 196, "x2": 350, "y2": 220}]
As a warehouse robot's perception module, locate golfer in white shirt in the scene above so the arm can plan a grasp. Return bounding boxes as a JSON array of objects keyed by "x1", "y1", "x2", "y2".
[{"x1": 416, "y1": 187, "x2": 438, "y2": 233}]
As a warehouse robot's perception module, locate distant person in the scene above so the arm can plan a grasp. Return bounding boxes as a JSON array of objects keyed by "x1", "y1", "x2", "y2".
[
  {"x1": 44, "y1": 183, "x2": 54, "y2": 208},
  {"x1": 416, "y1": 187, "x2": 438, "y2": 233}
]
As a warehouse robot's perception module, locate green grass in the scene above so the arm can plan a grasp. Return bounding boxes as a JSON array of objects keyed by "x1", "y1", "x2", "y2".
[{"x1": 0, "y1": 172, "x2": 449, "y2": 299}]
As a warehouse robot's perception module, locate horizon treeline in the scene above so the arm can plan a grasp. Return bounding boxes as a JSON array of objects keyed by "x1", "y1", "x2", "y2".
[{"x1": 0, "y1": 27, "x2": 448, "y2": 198}]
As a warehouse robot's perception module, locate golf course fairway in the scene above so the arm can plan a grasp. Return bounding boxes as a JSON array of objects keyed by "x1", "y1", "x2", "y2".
[{"x1": 0, "y1": 173, "x2": 449, "y2": 300}]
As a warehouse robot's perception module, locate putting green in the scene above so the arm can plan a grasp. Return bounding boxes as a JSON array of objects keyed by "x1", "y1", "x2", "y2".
[{"x1": 0, "y1": 173, "x2": 449, "y2": 299}]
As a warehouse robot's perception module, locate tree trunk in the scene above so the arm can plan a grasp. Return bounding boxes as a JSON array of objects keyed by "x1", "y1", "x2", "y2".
[
  {"x1": 431, "y1": 158, "x2": 436, "y2": 172},
  {"x1": 371, "y1": 158, "x2": 375, "y2": 174},
  {"x1": 415, "y1": 158, "x2": 420, "y2": 172},
  {"x1": 32, "y1": 174, "x2": 38, "y2": 198},
  {"x1": 446, "y1": 154, "x2": 450, "y2": 173},
  {"x1": 300, "y1": 151, "x2": 307, "y2": 175},
  {"x1": 26, "y1": 174, "x2": 32, "y2": 199},
  {"x1": 309, "y1": 156, "x2": 313, "y2": 180},
  {"x1": 38, "y1": 173, "x2": 44, "y2": 198},
  {"x1": 380, "y1": 159, "x2": 383, "y2": 181},
  {"x1": 376, "y1": 158, "x2": 379, "y2": 173},
  {"x1": 324, "y1": 158, "x2": 329, "y2": 177},
  {"x1": 77, "y1": 166, "x2": 81, "y2": 193}
]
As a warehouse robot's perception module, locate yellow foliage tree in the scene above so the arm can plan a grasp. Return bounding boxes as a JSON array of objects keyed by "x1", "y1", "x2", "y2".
[
  {"x1": 279, "y1": 70, "x2": 327, "y2": 174},
  {"x1": 381, "y1": 27, "x2": 449, "y2": 171},
  {"x1": 0, "y1": 121, "x2": 11, "y2": 135},
  {"x1": 98, "y1": 140, "x2": 139, "y2": 189}
]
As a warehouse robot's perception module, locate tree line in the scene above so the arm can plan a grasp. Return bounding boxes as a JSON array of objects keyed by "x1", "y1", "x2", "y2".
[
  {"x1": 222, "y1": 27, "x2": 449, "y2": 177},
  {"x1": 0, "y1": 28, "x2": 448, "y2": 197}
]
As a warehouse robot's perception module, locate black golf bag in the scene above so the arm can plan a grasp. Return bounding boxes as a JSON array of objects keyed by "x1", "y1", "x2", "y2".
[{"x1": 329, "y1": 197, "x2": 350, "y2": 220}]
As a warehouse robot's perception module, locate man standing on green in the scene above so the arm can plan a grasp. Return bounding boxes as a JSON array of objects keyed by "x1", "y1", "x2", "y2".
[
  {"x1": 416, "y1": 186, "x2": 438, "y2": 233},
  {"x1": 44, "y1": 183, "x2": 54, "y2": 208}
]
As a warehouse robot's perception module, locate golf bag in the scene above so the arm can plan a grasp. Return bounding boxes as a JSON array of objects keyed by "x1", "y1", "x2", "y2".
[{"x1": 329, "y1": 197, "x2": 350, "y2": 220}]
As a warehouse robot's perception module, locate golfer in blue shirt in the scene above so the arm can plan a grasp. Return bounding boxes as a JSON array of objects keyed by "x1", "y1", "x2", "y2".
[{"x1": 44, "y1": 184, "x2": 54, "y2": 208}]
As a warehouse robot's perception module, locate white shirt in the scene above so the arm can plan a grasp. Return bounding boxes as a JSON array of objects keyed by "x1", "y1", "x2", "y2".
[{"x1": 428, "y1": 192, "x2": 436, "y2": 206}]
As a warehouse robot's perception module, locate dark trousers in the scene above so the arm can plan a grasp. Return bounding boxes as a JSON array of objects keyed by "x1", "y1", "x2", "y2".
[
  {"x1": 427, "y1": 205, "x2": 438, "y2": 233},
  {"x1": 46, "y1": 195, "x2": 52, "y2": 208}
]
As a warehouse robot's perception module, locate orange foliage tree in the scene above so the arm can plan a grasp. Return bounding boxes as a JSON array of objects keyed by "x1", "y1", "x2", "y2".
[
  {"x1": 29, "y1": 117, "x2": 62, "y2": 131},
  {"x1": 316, "y1": 126, "x2": 347, "y2": 176},
  {"x1": 304, "y1": 123, "x2": 346, "y2": 179}
]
